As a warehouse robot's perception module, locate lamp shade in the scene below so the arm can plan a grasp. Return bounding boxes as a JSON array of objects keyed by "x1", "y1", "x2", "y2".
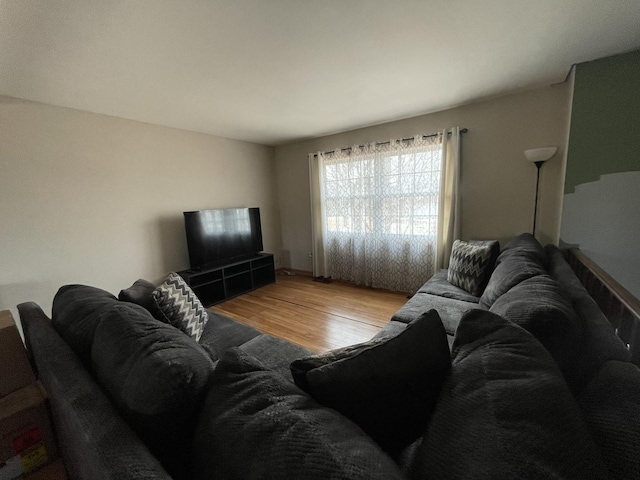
[{"x1": 524, "y1": 147, "x2": 557, "y2": 163}]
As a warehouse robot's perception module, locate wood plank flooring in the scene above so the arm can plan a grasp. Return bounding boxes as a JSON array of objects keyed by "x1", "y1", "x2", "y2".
[{"x1": 209, "y1": 273, "x2": 408, "y2": 353}]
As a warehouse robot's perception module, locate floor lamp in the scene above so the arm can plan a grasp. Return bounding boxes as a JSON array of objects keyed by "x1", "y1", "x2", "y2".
[{"x1": 524, "y1": 147, "x2": 557, "y2": 237}]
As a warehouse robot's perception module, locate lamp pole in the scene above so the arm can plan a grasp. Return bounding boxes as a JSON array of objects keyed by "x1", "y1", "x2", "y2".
[
  {"x1": 524, "y1": 147, "x2": 557, "y2": 239},
  {"x1": 532, "y1": 160, "x2": 544, "y2": 237}
]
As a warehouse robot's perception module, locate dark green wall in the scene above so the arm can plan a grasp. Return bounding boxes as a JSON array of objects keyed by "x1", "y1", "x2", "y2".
[
  {"x1": 565, "y1": 49, "x2": 640, "y2": 193},
  {"x1": 561, "y1": 49, "x2": 640, "y2": 299}
]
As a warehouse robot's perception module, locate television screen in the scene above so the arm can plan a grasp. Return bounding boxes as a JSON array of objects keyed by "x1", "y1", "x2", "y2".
[{"x1": 183, "y1": 207, "x2": 263, "y2": 269}]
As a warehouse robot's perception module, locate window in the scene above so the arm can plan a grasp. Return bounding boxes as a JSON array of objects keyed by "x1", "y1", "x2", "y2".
[
  {"x1": 310, "y1": 129, "x2": 461, "y2": 293},
  {"x1": 323, "y1": 147, "x2": 442, "y2": 239}
]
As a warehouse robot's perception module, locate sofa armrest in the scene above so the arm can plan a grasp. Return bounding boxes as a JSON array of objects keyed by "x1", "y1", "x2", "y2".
[{"x1": 18, "y1": 302, "x2": 172, "y2": 480}]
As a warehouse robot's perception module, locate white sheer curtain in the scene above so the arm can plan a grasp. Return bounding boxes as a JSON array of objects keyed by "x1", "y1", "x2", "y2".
[{"x1": 309, "y1": 127, "x2": 461, "y2": 293}]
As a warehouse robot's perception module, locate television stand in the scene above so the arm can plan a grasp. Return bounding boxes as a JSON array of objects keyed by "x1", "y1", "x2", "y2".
[{"x1": 177, "y1": 253, "x2": 275, "y2": 307}]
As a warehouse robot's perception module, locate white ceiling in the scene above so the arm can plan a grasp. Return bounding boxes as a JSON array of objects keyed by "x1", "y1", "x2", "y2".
[{"x1": 2, "y1": 1, "x2": 640, "y2": 146}]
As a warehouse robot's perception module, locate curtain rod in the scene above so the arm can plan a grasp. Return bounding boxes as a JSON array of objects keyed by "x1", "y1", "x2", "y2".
[{"x1": 313, "y1": 128, "x2": 467, "y2": 157}]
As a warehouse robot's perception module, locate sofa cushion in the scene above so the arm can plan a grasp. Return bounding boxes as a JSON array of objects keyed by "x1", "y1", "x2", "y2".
[
  {"x1": 91, "y1": 303, "x2": 214, "y2": 478},
  {"x1": 419, "y1": 269, "x2": 480, "y2": 303},
  {"x1": 197, "y1": 310, "x2": 262, "y2": 361},
  {"x1": 576, "y1": 360, "x2": 640, "y2": 480},
  {"x1": 415, "y1": 309, "x2": 610, "y2": 480},
  {"x1": 239, "y1": 334, "x2": 313, "y2": 381},
  {"x1": 479, "y1": 254, "x2": 546, "y2": 308},
  {"x1": 370, "y1": 320, "x2": 407, "y2": 341},
  {"x1": 192, "y1": 348, "x2": 406, "y2": 480},
  {"x1": 489, "y1": 274, "x2": 580, "y2": 378},
  {"x1": 118, "y1": 278, "x2": 164, "y2": 320},
  {"x1": 290, "y1": 310, "x2": 451, "y2": 456},
  {"x1": 392, "y1": 291, "x2": 477, "y2": 335},
  {"x1": 447, "y1": 239, "x2": 499, "y2": 296},
  {"x1": 152, "y1": 272, "x2": 208, "y2": 342},
  {"x1": 51, "y1": 284, "x2": 119, "y2": 365}
]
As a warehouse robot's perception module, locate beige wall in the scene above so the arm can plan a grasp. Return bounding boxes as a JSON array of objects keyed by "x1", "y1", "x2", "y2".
[
  {"x1": 0, "y1": 83, "x2": 572, "y2": 318},
  {"x1": 275, "y1": 83, "x2": 571, "y2": 271},
  {"x1": 0, "y1": 96, "x2": 279, "y2": 319}
]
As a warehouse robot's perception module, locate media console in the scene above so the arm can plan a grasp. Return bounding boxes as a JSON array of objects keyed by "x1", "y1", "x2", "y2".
[{"x1": 177, "y1": 253, "x2": 275, "y2": 307}]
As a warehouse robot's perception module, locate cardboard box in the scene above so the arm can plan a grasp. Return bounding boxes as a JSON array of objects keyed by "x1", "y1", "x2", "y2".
[
  {"x1": 0, "y1": 311, "x2": 36, "y2": 398},
  {"x1": 0, "y1": 383, "x2": 58, "y2": 480},
  {"x1": 23, "y1": 459, "x2": 67, "y2": 480}
]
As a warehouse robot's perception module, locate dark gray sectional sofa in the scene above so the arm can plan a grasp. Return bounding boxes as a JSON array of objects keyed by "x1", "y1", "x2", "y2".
[{"x1": 17, "y1": 233, "x2": 640, "y2": 480}]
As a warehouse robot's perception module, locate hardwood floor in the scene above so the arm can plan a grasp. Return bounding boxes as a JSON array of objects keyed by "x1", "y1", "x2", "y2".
[{"x1": 209, "y1": 273, "x2": 408, "y2": 353}]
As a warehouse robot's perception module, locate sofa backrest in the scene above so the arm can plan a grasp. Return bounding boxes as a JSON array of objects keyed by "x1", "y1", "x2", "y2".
[
  {"x1": 493, "y1": 232, "x2": 546, "y2": 267},
  {"x1": 413, "y1": 310, "x2": 610, "y2": 480},
  {"x1": 479, "y1": 233, "x2": 547, "y2": 308},
  {"x1": 575, "y1": 359, "x2": 640, "y2": 480},
  {"x1": 91, "y1": 302, "x2": 215, "y2": 479},
  {"x1": 489, "y1": 274, "x2": 581, "y2": 379},
  {"x1": 51, "y1": 284, "x2": 216, "y2": 479},
  {"x1": 51, "y1": 284, "x2": 120, "y2": 366},
  {"x1": 18, "y1": 302, "x2": 172, "y2": 480},
  {"x1": 545, "y1": 245, "x2": 631, "y2": 392}
]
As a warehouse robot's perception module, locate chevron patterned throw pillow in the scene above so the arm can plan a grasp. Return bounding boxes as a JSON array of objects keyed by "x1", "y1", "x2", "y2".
[
  {"x1": 447, "y1": 240, "x2": 499, "y2": 297},
  {"x1": 152, "y1": 272, "x2": 209, "y2": 342}
]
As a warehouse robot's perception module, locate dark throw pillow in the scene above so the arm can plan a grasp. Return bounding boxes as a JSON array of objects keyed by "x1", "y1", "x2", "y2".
[
  {"x1": 51, "y1": 284, "x2": 119, "y2": 365},
  {"x1": 192, "y1": 348, "x2": 405, "y2": 480},
  {"x1": 415, "y1": 309, "x2": 610, "y2": 480},
  {"x1": 447, "y1": 239, "x2": 499, "y2": 296},
  {"x1": 91, "y1": 303, "x2": 215, "y2": 478},
  {"x1": 152, "y1": 272, "x2": 208, "y2": 341},
  {"x1": 290, "y1": 310, "x2": 451, "y2": 456},
  {"x1": 118, "y1": 278, "x2": 164, "y2": 320}
]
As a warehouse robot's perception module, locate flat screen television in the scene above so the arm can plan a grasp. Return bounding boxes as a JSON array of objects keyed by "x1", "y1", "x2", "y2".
[{"x1": 183, "y1": 207, "x2": 263, "y2": 269}]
